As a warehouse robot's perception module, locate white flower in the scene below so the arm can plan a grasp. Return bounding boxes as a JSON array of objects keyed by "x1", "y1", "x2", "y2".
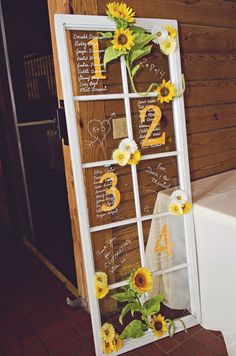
[
  {"x1": 170, "y1": 189, "x2": 188, "y2": 205},
  {"x1": 160, "y1": 36, "x2": 177, "y2": 55},
  {"x1": 152, "y1": 25, "x2": 168, "y2": 44},
  {"x1": 119, "y1": 138, "x2": 138, "y2": 154}
]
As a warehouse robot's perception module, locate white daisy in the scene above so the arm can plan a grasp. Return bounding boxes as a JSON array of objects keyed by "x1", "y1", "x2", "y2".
[
  {"x1": 151, "y1": 25, "x2": 168, "y2": 44},
  {"x1": 170, "y1": 189, "x2": 188, "y2": 205},
  {"x1": 160, "y1": 36, "x2": 177, "y2": 55},
  {"x1": 119, "y1": 138, "x2": 138, "y2": 154}
]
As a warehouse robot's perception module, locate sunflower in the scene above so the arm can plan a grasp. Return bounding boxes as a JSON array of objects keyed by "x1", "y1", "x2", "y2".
[
  {"x1": 100, "y1": 323, "x2": 116, "y2": 342},
  {"x1": 106, "y1": 2, "x2": 135, "y2": 23},
  {"x1": 102, "y1": 340, "x2": 114, "y2": 354},
  {"x1": 95, "y1": 284, "x2": 109, "y2": 299},
  {"x1": 112, "y1": 333, "x2": 123, "y2": 352},
  {"x1": 165, "y1": 25, "x2": 177, "y2": 38},
  {"x1": 150, "y1": 314, "x2": 168, "y2": 338},
  {"x1": 182, "y1": 201, "x2": 192, "y2": 214},
  {"x1": 155, "y1": 79, "x2": 176, "y2": 104},
  {"x1": 128, "y1": 150, "x2": 141, "y2": 165},
  {"x1": 112, "y1": 148, "x2": 130, "y2": 166},
  {"x1": 111, "y1": 28, "x2": 135, "y2": 52},
  {"x1": 160, "y1": 36, "x2": 177, "y2": 55},
  {"x1": 131, "y1": 267, "x2": 153, "y2": 294},
  {"x1": 170, "y1": 189, "x2": 188, "y2": 206},
  {"x1": 95, "y1": 271, "x2": 108, "y2": 286},
  {"x1": 169, "y1": 202, "x2": 183, "y2": 216},
  {"x1": 151, "y1": 25, "x2": 168, "y2": 44},
  {"x1": 119, "y1": 138, "x2": 138, "y2": 154}
]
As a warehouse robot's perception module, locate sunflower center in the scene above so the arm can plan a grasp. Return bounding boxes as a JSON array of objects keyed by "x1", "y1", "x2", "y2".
[
  {"x1": 156, "y1": 31, "x2": 162, "y2": 37},
  {"x1": 154, "y1": 321, "x2": 163, "y2": 331},
  {"x1": 118, "y1": 34, "x2": 128, "y2": 45},
  {"x1": 135, "y1": 274, "x2": 145, "y2": 287},
  {"x1": 105, "y1": 330, "x2": 110, "y2": 336},
  {"x1": 160, "y1": 87, "x2": 170, "y2": 97}
]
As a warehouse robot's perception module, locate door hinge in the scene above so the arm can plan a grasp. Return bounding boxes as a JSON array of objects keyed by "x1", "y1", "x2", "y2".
[{"x1": 53, "y1": 100, "x2": 69, "y2": 145}]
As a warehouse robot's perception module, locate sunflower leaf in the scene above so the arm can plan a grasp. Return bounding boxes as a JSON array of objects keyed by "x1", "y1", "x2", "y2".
[
  {"x1": 130, "y1": 25, "x2": 145, "y2": 33},
  {"x1": 129, "y1": 44, "x2": 153, "y2": 65},
  {"x1": 131, "y1": 301, "x2": 141, "y2": 316},
  {"x1": 104, "y1": 46, "x2": 124, "y2": 69},
  {"x1": 133, "y1": 33, "x2": 155, "y2": 50},
  {"x1": 98, "y1": 31, "x2": 113, "y2": 39},
  {"x1": 120, "y1": 320, "x2": 145, "y2": 339},
  {"x1": 119, "y1": 303, "x2": 132, "y2": 325},
  {"x1": 143, "y1": 294, "x2": 164, "y2": 316},
  {"x1": 111, "y1": 290, "x2": 134, "y2": 302},
  {"x1": 131, "y1": 64, "x2": 140, "y2": 77}
]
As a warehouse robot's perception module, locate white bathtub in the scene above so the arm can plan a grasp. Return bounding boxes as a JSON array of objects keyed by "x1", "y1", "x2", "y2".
[{"x1": 192, "y1": 169, "x2": 236, "y2": 356}]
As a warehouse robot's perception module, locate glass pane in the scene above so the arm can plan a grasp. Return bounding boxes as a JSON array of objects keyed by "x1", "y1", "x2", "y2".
[
  {"x1": 151, "y1": 268, "x2": 191, "y2": 314},
  {"x1": 143, "y1": 216, "x2": 187, "y2": 273},
  {"x1": 131, "y1": 97, "x2": 175, "y2": 155},
  {"x1": 137, "y1": 157, "x2": 179, "y2": 216},
  {"x1": 128, "y1": 46, "x2": 170, "y2": 93},
  {"x1": 92, "y1": 223, "x2": 140, "y2": 284},
  {"x1": 84, "y1": 165, "x2": 136, "y2": 227},
  {"x1": 67, "y1": 30, "x2": 123, "y2": 96},
  {"x1": 75, "y1": 100, "x2": 127, "y2": 163}
]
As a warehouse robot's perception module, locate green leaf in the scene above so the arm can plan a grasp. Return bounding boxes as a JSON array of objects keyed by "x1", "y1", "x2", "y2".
[
  {"x1": 168, "y1": 320, "x2": 176, "y2": 337},
  {"x1": 98, "y1": 31, "x2": 113, "y2": 39},
  {"x1": 143, "y1": 294, "x2": 164, "y2": 316},
  {"x1": 111, "y1": 290, "x2": 134, "y2": 302},
  {"x1": 130, "y1": 25, "x2": 145, "y2": 33},
  {"x1": 121, "y1": 285, "x2": 129, "y2": 291},
  {"x1": 133, "y1": 33, "x2": 155, "y2": 50},
  {"x1": 131, "y1": 64, "x2": 140, "y2": 77},
  {"x1": 131, "y1": 301, "x2": 141, "y2": 316},
  {"x1": 119, "y1": 303, "x2": 132, "y2": 325},
  {"x1": 120, "y1": 320, "x2": 145, "y2": 340},
  {"x1": 129, "y1": 44, "x2": 152, "y2": 65},
  {"x1": 103, "y1": 46, "x2": 124, "y2": 69}
]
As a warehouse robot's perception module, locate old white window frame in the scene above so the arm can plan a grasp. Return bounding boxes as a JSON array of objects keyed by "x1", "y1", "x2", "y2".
[{"x1": 54, "y1": 14, "x2": 201, "y2": 356}]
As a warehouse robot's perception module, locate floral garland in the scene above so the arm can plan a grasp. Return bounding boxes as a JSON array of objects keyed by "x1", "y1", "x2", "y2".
[
  {"x1": 101, "y1": 2, "x2": 184, "y2": 101},
  {"x1": 168, "y1": 189, "x2": 192, "y2": 216},
  {"x1": 95, "y1": 268, "x2": 186, "y2": 354}
]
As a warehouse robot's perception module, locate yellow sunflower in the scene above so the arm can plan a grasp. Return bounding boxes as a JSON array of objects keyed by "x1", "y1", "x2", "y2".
[
  {"x1": 112, "y1": 148, "x2": 130, "y2": 166},
  {"x1": 131, "y1": 267, "x2": 153, "y2": 294},
  {"x1": 150, "y1": 314, "x2": 168, "y2": 338},
  {"x1": 95, "y1": 284, "x2": 109, "y2": 299},
  {"x1": 102, "y1": 340, "x2": 114, "y2": 354},
  {"x1": 112, "y1": 28, "x2": 135, "y2": 52},
  {"x1": 95, "y1": 271, "x2": 108, "y2": 286},
  {"x1": 160, "y1": 36, "x2": 177, "y2": 55},
  {"x1": 182, "y1": 201, "x2": 192, "y2": 214},
  {"x1": 106, "y1": 2, "x2": 135, "y2": 23},
  {"x1": 100, "y1": 323, "x2": 116, "y2": 342},
  {"x1": 112, "y1": 333, "x2": 123, "y2": 352},
  {"x1": 128, "y1": 150, "x2": 141, "y2": 165},
  {"x1": 169, "y1": 202, "x2": 183, "y2": 216},
  {"x1": 155, "y1": 79, "x2": 176, "y2": 104},
  {"x1": 165, "y1": 25, "x2": 177, "y2": 38}
]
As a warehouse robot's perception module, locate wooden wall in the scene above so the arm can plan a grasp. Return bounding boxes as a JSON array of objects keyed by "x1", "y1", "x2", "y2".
[{"x1": 96, "y1": 0, "x2": 236, "y2": 180}]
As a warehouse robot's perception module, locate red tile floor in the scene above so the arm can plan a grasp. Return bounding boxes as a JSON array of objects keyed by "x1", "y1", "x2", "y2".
[{"x1": 0, "y1": 236, "x2": 228, "y2": 356}]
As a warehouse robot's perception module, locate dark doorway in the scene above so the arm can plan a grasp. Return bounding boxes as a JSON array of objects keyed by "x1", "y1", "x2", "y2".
[{"x1": 1, "y1": 0, "x2": 77, "y2": 286}]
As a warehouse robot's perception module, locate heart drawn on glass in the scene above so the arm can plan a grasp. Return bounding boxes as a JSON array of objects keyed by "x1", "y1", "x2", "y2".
[{"x1": 87, "y1": 119, "x2": 111, "y2": 144}]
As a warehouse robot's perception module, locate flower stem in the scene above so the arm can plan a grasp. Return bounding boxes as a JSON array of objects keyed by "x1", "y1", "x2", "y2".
[{"x1": 125, "y1": 57, "x2": 158, "y2": 97}]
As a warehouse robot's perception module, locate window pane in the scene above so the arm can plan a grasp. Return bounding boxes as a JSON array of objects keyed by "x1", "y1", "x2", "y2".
[
  {"x1": 67, "y1": 30, "x2": 123, "y2": 96},
  {"x1": 84, "y1": 165, "x2": 136, "y2": 227}
]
